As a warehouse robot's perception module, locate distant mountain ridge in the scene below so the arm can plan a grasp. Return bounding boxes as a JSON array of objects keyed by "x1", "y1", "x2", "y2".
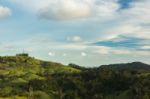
[
  {"x1": 0, "y1": 53, "x2": 150, "y2": 71},
  {"x1": 99, "y1": 62, "x2": 150, "y2": 71}
]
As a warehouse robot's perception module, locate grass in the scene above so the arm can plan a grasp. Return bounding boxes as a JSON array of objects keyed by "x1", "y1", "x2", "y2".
[{"x1": 0, "y1": 96, "x2": 27, "y2": 99}]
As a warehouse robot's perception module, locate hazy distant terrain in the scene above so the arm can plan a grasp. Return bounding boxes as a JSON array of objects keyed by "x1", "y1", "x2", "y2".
[{"x1": 0, "y1": 54, "x2": 150, "y2": 99}]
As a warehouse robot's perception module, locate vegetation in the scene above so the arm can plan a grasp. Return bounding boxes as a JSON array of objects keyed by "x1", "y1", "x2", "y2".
[{"x1": 0, "y1": 54, "x2": 149, "y2": 99}]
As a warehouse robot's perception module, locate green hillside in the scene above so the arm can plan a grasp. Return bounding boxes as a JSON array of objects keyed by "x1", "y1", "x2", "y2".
[
  {"x1": 0, "y1": 54, "x2": 80, "y2": 99},
  {"x1": 0, "y1": 54, "x2": 80, "y2": 75},
  {"x1": 0, "y1": 54, "x2": 150, "y2": 99}
]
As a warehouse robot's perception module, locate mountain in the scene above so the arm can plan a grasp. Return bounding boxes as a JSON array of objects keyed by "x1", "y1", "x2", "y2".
[
  {"x1": 0, "y1": 54, "x2": 149, "y2": 99},
  {"x1": 100, "y1": 62, "x2": 150, "y2": 72}
]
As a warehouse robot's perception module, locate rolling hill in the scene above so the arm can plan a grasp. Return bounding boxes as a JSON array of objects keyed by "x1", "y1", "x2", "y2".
[
  {"x1": 100, "y1": 62, "x2": 150, "y2": 72},
  {"x1": 0, "y1": 53, "x2": 149, "y2": 99}
]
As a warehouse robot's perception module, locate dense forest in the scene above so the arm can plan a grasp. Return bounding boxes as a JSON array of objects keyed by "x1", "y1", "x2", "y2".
[{"x1": 0, "y1": 53, "x2": 150, "y2": 99}]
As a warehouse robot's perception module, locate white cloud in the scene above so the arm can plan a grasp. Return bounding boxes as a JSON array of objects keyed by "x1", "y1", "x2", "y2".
[
  {"x1": 67, "y1": 36, "x2": 82, "y2": 42},
  {"x1": 141, "y1": 46, "x2": 150, "y2": 50},
  {"x1": 122, "y1": 0, "x2": 150, "y2": 24},
  {"x1": 94, "y1": 45, "x2": 150, "y2": 56},
  {"x1": 81, "y1": 52, "x2": 87, "y2": 56},
  {"x1": 0, "y1": 6, "x2": 11, "y2": 19},
  {"x1": 43, "y1": 0, "x2": 119, "y2": 20},
  {"x1": 63, "y1": 53, "x2": 67, "y2": 56},
  {"x1": 102, "y1": 23, "x2": 150, "y2": 42},
  {"x1": 112, "y1": 49, "x2": 131, "y2": 55},
  {"x1": 48, "y1": 52, "x2": 55, "y2": 56},
  {"x1": 95, "y1": 0, "x2": 119, "y2": 17},
  {"x1": 94, "y1": 46, "x2": 132, "y2": 55},
  {"x1": 10, "y1": 0, "x2": 120, "y2": 20},
  {"x1": 94, "y1": 46, "x2": 111, "y2": 54},
  {"x1": 58, "y1": 43, "x2": 87, "y2": 50},
  {"x1": 94, "y1": 0, "x2": 150, "y2": 41},
  {"x1": 38, "y1": 0, "x2": 92, "y2": 20}
]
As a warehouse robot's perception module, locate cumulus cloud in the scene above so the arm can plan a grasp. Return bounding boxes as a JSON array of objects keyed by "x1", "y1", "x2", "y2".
[
  {"x1": 98, "y1": 0, "x2": 150, "y2": 46},
  {"x1": 95, "y1": 0, "x2": 150, "y2": 41},
  {"x1": 0, "y1": 6, "x2": 11, "y2": 19},
  {"x1": 38, "y1": 0, "x2": 120, "y2": 20},
  {"x1": 38, "y1": 0, "x2": 92, "y2": 20},
  {"x1": 123, "y1": 0, "x2": 150, "y2": 24},
  {"x1": 10, "y1": 0, "x2": 120, "y2": 20}
]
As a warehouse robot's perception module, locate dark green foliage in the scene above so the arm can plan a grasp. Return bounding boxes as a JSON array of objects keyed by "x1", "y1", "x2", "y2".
[
  {"x1": 100, "y1": 62, "x2": 150, "y2": 72},
  {"x1": 32, "y1": 91, "x2": 51, "y2": 99},
  {"x1": 16, "y1": 53, "x2": 29, "y2": 57}
]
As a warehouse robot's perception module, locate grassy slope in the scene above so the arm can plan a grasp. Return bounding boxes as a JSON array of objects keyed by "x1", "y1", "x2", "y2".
[
  {"x1": 0, "y1": 55, "x2": 80, "y2": 75},
  {"x1": 0, "y1": 96, "x2": 27, "y2": 99},
  {"x1": 0, "y1": 55, "x2": 80, "y2": 99}
]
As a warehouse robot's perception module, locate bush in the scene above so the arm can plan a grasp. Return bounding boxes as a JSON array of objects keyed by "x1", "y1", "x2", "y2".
[{"x1": 32, "y1": 91, "x2": 51, "y2": 99}]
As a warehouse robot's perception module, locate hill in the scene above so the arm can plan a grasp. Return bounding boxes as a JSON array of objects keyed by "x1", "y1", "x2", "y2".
[
  {"x1": 0, "y1": 54, "x2": 80, "y2": 76},
  {"x1": 100, "y1": 62, "x2": 150, "y2": 72},
  {"x1": 0, "y1": 54, "x2": 80, "y2": 99},
  {"x1": 0, "y1": 54, "x2": 149, "y2": 99}
]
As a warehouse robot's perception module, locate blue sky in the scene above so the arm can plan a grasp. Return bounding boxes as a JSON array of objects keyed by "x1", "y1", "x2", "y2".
[{"x1": 0, "y1": 0, "x2": 150, "y2": 66}]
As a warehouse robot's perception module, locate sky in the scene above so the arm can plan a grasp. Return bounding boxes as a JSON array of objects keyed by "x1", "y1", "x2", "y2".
[{"x1": 0, "y1": 0, "x2": 150, "y2": 66}]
